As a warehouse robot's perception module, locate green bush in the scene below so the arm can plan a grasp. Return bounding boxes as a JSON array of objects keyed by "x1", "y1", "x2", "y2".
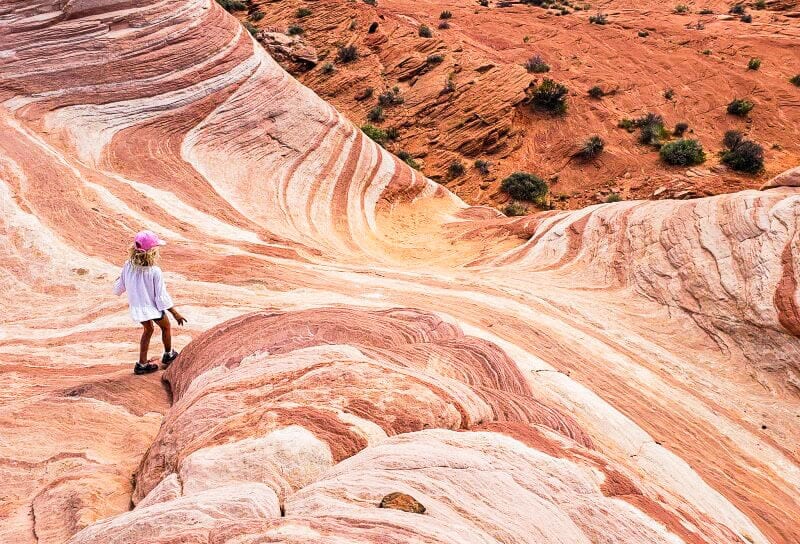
[
  {"x1": 337, "y1": 45, "x2": 359, "y2": 63},
  {"x1": 727, "y1": 98, "x2": 754, "y2": 116},
  {"x1": 287, "y1": 25, "x2": 304, "y2": 35},
  {"x1": 748, "y1": 57, "x2": 761, "y2": 70},
  {"x1": 636, "y1": 113, "x2": 668, "y2": 146},
  {"x1": 674, "y1": 4, "x2": 689, "y2": 13},
  {"x1": 525, "y1": 54, "x2": 550, "y2": 73},
  {"x1": 364, "y1": 0, "x2": 377, "y2": 5},
  {"x1": 419, "y1": 24, "x2": 433, "y2": 37},
  {"x1": 699, "y1": 8, "x2": 714, "y2": 13},
  {"x1": 673, "y1": 122, "x2": 689, "y2": 136},
  {"x1": 320, "y1": 62, "x2": 335, "y2": 74},
  {"x1": 216, "y1": 0, "x2": 246, "y2": 12},
  {"x1": 721, "y1": 133, "x2": 763, "y2": 173},
  {"x1": 356, "y1": 87, "x2": 374, "y2": 100},
  {"x1": 729, "y1": 3, "x2": 745, "y2": 14},
  {"x1": 501, "y1": 172, "x2": 549, "y2": 202},
  {"x1": 438, "y1": 21, "x2": 451, "y2": 29},
  {"x1": 605, "y1": 193, "x2": 622, "y2": 203},
  {"x1": 740, "y1": 13, "x2": 752, "y2": 22},
  {"x1": 427, "y1": 53, "x2": 445, "y2": 64},
  {"x1": 504, "y1": 201, "x2": 527, "y2": 216},
  {"x1": 243, "y1": 22, "x2": 258, "y2": 36},
  {"x1": 440, "y1": 10, "x2": 453, "y2": 19},
  {"x1": 638, "y1": 30, "x2": 649, "y2": 37},
  {"x1": 361, "y1": 124, "x2": 387, "y2": 145},
  {"x1": 474, "y1": 159, "x2": 491, "y2": 175},
  {"x1": 480, "y1": 0, "x2": 489, "y2": 6},
  {"x1": 589, "y1": 12, "x2": 607, "y2": 24},
  {"x1": 367, "y1": 105, "x2": 384, "y2": 122},
  {"x1": 790, "y1": 75, "x2": 800, "y2": 87},
  {"x1": 579, "y1": 135, "x2": 604, "y2": 159},
  {"x1": 386, "y1": 127, "x2": 400, "y2": 140},
  {"x1": 663, "y1": 88, "x2": 675, "y2": 100},
  {"x1": 755, "y1": 0, "x2": 766, "y2": 8},
  {"x1": 527, "y1": 78, "x2": 568, "y2": 114},
  {"x1": 588, "y1": 85, "x2": 605, "y2": 98},
  {"x1": 659, "y1": 139, "x2": 706, "y2": 165},
  {"x1": 378, "y1": 86, "x2": 404, "y2": 106},
  {"x1": 618, "y1": 118, "x2": 636, "y2": 132},
  {"x1": 448, "y1": 161, "x2": 466, "y2": 178},
  {"x1": 396, "y1": 150, "x2": 420, "y2": 169},
  {"x1": 249, "y1": 9, "x2": 265, "y2": 21},
  {"x1": 296, "y1": 7, "x2": 312, "y2": 17}
]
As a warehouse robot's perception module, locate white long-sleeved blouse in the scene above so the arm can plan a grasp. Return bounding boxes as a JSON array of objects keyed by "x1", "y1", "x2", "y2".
[{"x1": 113, "y1": 261, "x2": 174, "y2": 322}]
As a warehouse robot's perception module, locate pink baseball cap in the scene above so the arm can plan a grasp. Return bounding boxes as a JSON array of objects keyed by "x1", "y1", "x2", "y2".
[{"x1": 133, "y1": 230, "x2": 166, "y2": 251}]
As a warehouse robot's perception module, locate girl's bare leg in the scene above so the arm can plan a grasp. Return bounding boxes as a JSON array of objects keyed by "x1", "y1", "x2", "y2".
[
  {"x1": 139, "y1": 321, "x2": 154, "y2": 364},
  {"x1": 154, "y1": 314, "x2": 172, "y2": 353}
]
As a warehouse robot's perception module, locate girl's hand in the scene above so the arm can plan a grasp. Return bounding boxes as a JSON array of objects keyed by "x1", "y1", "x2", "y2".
[{"x1": 174, "y1": 313, "x2": 187, "y2": 326}]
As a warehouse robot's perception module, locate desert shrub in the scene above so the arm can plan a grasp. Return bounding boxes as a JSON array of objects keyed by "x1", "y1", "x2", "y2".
[
  {"x1": 636, "y1": 113, "x2": 668, "y2": 146},
  {"x1": 527, "y1": 78, "x2": 568, "y2": 114},
  {"x1": 396, "y1": 150, "x2": 420, "y2": 169},
  {"x1": 474, "y1": 159, "x2": 491, "y2": 175},
  {"x1": 638, "y1": 30, "x2": 649, "y2": 37},
  {"x1": 723, "y1": 130, "x2": 744, "y2": 149},
  {"x1": 673, "y1": 122, "x2": 689, "y2": 136},
  {"x1": 427, "y1": 53, "x2": 445, "y2": 64},
  {"x1": 702, "y1": 49, "x2": 712, "y2": 55},
  {"x1": 699, "y1": 8, "x2": 714, "y2": 13},
  {"x1": 727, "y1": 98, "x2": 754, "y2": 116},
  {"x1": 419, "y1": 24, "x2": 433, "y2": 37},
  {"x1": 438, "y1": 21, "x2": 451, "y2": 29},
  {"x1": 660, "y1": 139, "x2": 706, "y2": 165},
  {"x1": 755, "y1": 0, "x2": 766, "y2": 8},
  {"x1": 791, "y1": 75, "x2": 800, "y2": 86},
  {"x1": 364, "y1": 0, "x2": 377, "y2": 5},
  {"x1": 525, "y1": 54, "x2": 550, "y2": 73},
  {"x1": 501, "y1": 172, "x2": 549, "y2": 202},
  {"x1": 589, "y1": 12, "x2": 607, "y2": 24},
  {"x1": 243, "y1": 22, "x2": 258, "y2": 36},
  {"x1": 287, "y1": 25, "x2": 304, "y2": 35},
  {"x1": 440, "y1": 10, "x2": 453, "y2": 19},
  {"x1": 296, "y1": 7, "x2": 312, "y2": 18},
  {"x1": 664, "y1": 88, "x2": 675, "y2": 100},
  {"x1": 504, "y1": 201, "x2": 527, "y2": 216},
  {"x1": 618, "y1": 118, "x2": 636, "y2": 132},
  {"x1": 349, "y1": 19, "x2": 357, "y2": 30},
  {"x1": 356, "y1": 87, "x2": 374, "y2": 100},
  {"x1": 217, "y1": 0, "x2": 246, "y2": 12},
  {"x1": 386, "y1": 126, "x2": 400, "y2": 140},
  {"x1": 480, "y1": 0, "x2": 490, "y2": 6},
  {"x1": 320, "y1": 62, "x2": 335, "y2": 74},
  {"x1": 249, "y1": 9, "x2": 265, "y2": 21},
  {"x1": 579, "y1": 135, "x2": 604, "y2": 158},
  {"x1": 378, "y1": 86, "x2": 404, "y2": 106},
  {"x1": 605, "y1": 192, "x2": 622, "y2": 203},
  {"x1": 368, "y1": 22, "x2": 379, "y2": 34},
  {"x1": 448, "y1": 161, "x2": 466, "y2": 178},
  {"x1": 729, "y1": 3, "x2": 745, "y2": 14},
  {"x1": 722, "y1": 134, "x2": 764, "y2": 173},
  {"x1": 588, "y1": 85, "x2": 605, "y2": 98},
  {"x1": 741, "y1": 13, "x2": 752, "y2": 21},
  {"x1": 367, "y1": 105, "x2": 384, "y2": 122},
  {"x1": 361, "y1": 124, "x2": 387, "y2": 145},
  {"x1": 337, "y1": 45, "x2": 359, "y2": 63},
  {"x1": 674, "y1": 3, "x2": 689, "y2": 13},
  {"x1": 748, "y1": 57, "x2": 761, "y2": 70}
]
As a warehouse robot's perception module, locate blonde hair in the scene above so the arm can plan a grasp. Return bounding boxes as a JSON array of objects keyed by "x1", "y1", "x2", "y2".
[{"x1": 128, "y1": 246, "x2": 160, "y2": 267}]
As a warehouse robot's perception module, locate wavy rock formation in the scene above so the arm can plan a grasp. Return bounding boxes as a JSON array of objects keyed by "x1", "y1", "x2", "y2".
[{"x1": 0, "y1": 1, "x2": 798, "y2": 543}]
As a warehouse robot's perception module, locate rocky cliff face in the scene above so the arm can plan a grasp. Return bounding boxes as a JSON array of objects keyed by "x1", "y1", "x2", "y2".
[
  {"x1": 0, "y1": 1, "x2": 798, "y2": 543},
  {"x1": 237, "y1": 0, "x2": 800, "y2": 210}
]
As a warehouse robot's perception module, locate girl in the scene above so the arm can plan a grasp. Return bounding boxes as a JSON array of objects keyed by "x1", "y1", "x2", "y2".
[{"x1": 113, "y1": 230, "x2": 187, "y2": 375}]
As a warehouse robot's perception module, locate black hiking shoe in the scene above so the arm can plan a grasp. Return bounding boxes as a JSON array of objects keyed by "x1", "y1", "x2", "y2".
[
  {"x1": 161, "y1": 350, "x2": 179, "y2": 367},
  {"x1": 134, "y1": 362, "x2": 159, "y2": 375}
]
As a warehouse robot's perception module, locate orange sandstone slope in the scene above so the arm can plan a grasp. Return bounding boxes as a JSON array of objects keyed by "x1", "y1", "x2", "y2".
[
  {"x1": 1, "y1": 1, "x2": 800, "y2": 544},
  {"x1": 241, "y1": 0, "x2": 800, "y2": 209}
]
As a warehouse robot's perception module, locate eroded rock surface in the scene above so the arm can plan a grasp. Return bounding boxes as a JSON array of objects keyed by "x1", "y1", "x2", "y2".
[{"x1": 0, "y1": 1, "x2": 798, "y2": 544}]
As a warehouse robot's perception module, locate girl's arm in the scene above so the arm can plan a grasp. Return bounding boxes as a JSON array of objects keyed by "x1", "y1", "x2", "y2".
[
  {"x1": 153, "y1": 267, "x2": 186, "y2": 325},
  {"x1": 112, "y1": 264, "x2": 126, "y2": 295}
]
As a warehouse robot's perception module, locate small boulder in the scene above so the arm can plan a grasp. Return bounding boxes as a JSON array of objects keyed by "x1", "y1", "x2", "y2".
[{"x1": 379, "y1": 492, "x2": 426, "y2": 514}]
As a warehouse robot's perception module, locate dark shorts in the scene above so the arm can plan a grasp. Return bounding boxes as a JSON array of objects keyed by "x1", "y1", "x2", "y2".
[{"x1": 140, "y1": 311, "x2": 167, "y2": 324}]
